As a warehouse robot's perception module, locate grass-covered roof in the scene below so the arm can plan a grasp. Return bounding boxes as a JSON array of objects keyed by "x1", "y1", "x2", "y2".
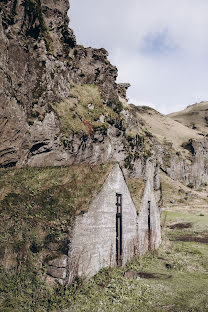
[{"x1": 0, "y1": 164, "x2": 113, "y2": 262}]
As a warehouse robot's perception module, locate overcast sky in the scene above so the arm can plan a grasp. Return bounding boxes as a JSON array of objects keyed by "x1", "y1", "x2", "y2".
[{"x1": 69, "y1": 0, "x2": 208, "y2": 114}]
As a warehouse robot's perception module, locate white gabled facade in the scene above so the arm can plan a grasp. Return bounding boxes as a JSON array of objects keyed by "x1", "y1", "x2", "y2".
[{"x1": 66, "y1": 164, "x2": 161, "y2": 284}]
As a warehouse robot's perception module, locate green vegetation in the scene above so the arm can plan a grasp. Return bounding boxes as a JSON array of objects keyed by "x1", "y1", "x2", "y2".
[
  {"x1": 0, "y1": 162, "x2": 112, "y2": 229},
  {"x1": 51, "y1": 84, "x2": 122, "y2": 136},
  {"x1": 1, "y1": 206, "x2": 208, "y2": 311},
  {"x1": 106, "y1": 97, "x2": 123, "y2": 114},
  {"x1": 51, "y1": 83, "x2": 153, "y2": 166},
  {"x1": 0, "y1": 166, "x2": 208, "y2": 311},
  {"x1": 121, "y1": 106, "x2": 155, "y2": 171},
  {"x1": 0, "y1": 164, "x2": 112, "y2": 302},
  {"x1": 163, "y1": 210, "x2": 208, "y2": 232},
  {"x1": 1, "y1": 163, "x2": 207, "y2": 311},
  {"x1": 123, "y1": 130, "x2": 152, "y2": 171}
]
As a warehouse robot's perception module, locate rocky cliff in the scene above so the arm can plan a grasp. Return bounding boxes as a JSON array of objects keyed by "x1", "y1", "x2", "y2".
[
  {"x1": 1, "y1": 0, "x2": 208, "y2": 195},
  {"x1": 165, "y1": 102, "x2": 208, "y2": 188},
  {"x1": 0, "y1": 1, "x2": 165, "y2": 213},
  {"x1": 133, "y1": 105, "x2": 208, "y2": 188},
  {"x1": 1, "y1": 0, "x2": 208, "y2": 300},
  {"x1": 0, "y1": 1, "x2": 137, "y2": 167}
]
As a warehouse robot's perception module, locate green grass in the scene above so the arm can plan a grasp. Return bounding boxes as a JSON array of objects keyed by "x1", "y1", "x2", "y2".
[
  {"x1": 51, "y1": 84, "x2": 121, "y2": 135},
  {"x1": 162, "y1": 210, "x2": 208, "y2": 231},
  {"x1": 1, "y1": 169, "x2": 208, "y2": 311},
  {"x1": 1, "y1": 237, "x2": 208, "y2": 312},
  {"x1": 62, "y1": 214, "x2": 208, "y2": 312},
  {"x1": 67, "y1": 210, "x2": 208, "y2": 311},
  {"x1": 0, "y1": 164, "x2": 112, "y2": 285}
]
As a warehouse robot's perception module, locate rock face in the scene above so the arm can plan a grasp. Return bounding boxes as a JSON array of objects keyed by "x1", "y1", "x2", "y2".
[
  {"x1": 164, "y1": 102, "x2": 208, "y2": 187},
  {"x1": 156, "y1": 139, "x2": 208, "y2": 188},
  {"x1": 1, "y1": 0, "x2": 208, "y2": 192},
  {"x1": 47, "y1": 255, "x2": 68, "y2": 284},
  {"x1": 0, "y1": 0, "x2": 129, "y2": 168},
  {"x1": 0, "y1": 0, "x2": 162, "y2": 206},
  {"x1": 130, "y1": 105, "x2": 208, "y2": 189},
  {"x1": 2, "y1": 0, "x2": 208, "y2": 290}
]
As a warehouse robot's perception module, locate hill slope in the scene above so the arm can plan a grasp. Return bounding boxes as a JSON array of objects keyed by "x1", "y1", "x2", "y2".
[
  {"x1": 132, "y1": 106, "x2": 201, "y2": 150},
  {"x1": 168, "y1": 101, "x2": 208, "y2": 135}
]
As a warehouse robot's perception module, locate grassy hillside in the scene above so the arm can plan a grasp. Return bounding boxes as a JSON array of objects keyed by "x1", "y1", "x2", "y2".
[
  {"x1": 130, "y1": 105, "x2": 201, "y2": 151},
  {"x1": 51, "y1": 84, "x2": 120, "y2": 135},
  {"x1": 168, "y1": 101, "x2": 208, "y2": 134}
]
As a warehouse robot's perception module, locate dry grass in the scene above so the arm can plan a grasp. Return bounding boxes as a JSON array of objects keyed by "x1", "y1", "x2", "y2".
[
  {"x1": 161, "y1": 171, "x2": 208, "y2": 208},
  {"x1": 132, "y1": 106, "x2": 201, "y2": 151},
  {"x1": 0, "y1": 163, "x2": 113, "y2": 216},
  {"x1": 168, "y1": 101, "x2": 208, "y2": 134},
  {"x1": 51, "y1": 83, "x2": 118, "y2": 135}
]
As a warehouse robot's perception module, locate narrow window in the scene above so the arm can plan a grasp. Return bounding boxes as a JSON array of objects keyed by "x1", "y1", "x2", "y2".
[
  {"x1": 148, "y1": 201, "x2": 151, "y2": 250},
  {"x1": 116, "y1": 193, "x2": 122, "y2": 266}
]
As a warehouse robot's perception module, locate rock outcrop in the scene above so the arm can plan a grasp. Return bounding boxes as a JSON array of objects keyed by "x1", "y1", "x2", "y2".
[
  {"x1": 0, "y1": 0, "x2": 161, "y2": 203},
  {"x1": 1, "y1": 0, "x2": 208, "y2": 195},
  {"x1": 132, "y1": 105, "x2": 208, "y2": 188},
  {"x1": 0, "y1": 0, "x2": 129, "y2": 168},
  {"x1": 1, "y1": 0, "x2": 208, "y2": 292}
]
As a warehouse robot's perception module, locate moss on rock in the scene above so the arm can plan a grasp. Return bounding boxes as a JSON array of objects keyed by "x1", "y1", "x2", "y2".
[{"x1": 52, "y1": 83, "x2": 122, "y2": 136}]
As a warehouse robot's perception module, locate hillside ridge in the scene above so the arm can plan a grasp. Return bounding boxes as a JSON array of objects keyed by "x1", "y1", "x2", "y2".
[{"x1": 168, "y1": 101, "x2": 208, "y2": 135}]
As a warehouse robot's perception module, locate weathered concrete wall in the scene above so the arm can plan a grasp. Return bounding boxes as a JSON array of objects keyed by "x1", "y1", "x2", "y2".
[
  {"x1": 67, "y1": 164, "x2": 138, "y2": 283},
  {"x1": 137, "y1": 161, "x2": 161, "y2": 254},
  {"x1": 65, "y1": 163, "x2": 161, "y2": 283},
  {"x1": 46, "y1": 163, "x2": 161, "y2": 284}
]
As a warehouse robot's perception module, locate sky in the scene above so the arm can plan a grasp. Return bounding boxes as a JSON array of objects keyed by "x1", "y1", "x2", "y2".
[{"x1": 69, "y1": 0, "x2": 208, "y2": 114}]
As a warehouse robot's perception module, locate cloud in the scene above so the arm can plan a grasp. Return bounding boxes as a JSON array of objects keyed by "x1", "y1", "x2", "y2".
[
  {"x1": 69, "y1": 0, "x2": 208, "y2": 114},
  {"x1": 140, "y1": 29, "x2": 177, "y2": 56}
]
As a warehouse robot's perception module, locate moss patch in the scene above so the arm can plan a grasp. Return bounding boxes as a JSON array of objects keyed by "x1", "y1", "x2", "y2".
[
  {"x1": 0, "y1": 164, "x2": 113, "y2": 279},
  {"x1": 51, "y1": 83, "x2": 122, "y2": 135}
]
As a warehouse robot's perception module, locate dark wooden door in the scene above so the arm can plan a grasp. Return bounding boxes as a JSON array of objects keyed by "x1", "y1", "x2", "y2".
[
  {"x1": 116, "y1": 193, "x2": 122, "y2": 266},
  {"x1": 148, "y1": 201, "x2": 151, "y2": 250}
]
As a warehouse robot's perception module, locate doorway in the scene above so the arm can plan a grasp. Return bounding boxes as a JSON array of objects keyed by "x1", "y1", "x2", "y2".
[
  {"x1": 116, "y1": 193, "x2": 122, "y2": 266},
  {"x1": 148, "y1": 201, "x2": 151, "y2": 250}
]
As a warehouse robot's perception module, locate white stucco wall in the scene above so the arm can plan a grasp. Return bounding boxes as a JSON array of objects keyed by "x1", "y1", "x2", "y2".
[
  {"x1": 137, "y1": 161, "x2": 161, "y2": 254},
  {"x1": 66, "y1": 162, "x2": 161, "y2": 284},
  {"x1": 67, "y1": 164, "x2": 138, "y2": 282}
]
